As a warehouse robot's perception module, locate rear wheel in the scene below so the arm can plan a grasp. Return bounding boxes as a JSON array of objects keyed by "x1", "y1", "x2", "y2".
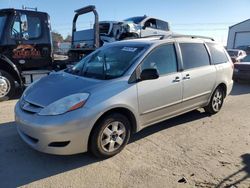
[
  {"x1": 0, "y1": 70, "x2": 15, "y2": 101},
  {"x1": 89, "y1": 113, "x2": 131, "y2": 158},
  {"x1": 204, "y1": 87, "x2": 224, "y2": 114}
]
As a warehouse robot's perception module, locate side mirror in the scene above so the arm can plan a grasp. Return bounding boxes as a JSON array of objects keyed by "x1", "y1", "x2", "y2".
[
  {"x1": 142, "y1": 25, "x2": 146, "y2": 30},
  {"x1": 140, "y1": 68, "x2": 159, "y2": 81},
  {"x1": 20, "y1": 14, "x2": 29, "y2": 40}
]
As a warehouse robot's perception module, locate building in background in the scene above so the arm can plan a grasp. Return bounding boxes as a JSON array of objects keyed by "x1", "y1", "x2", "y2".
[{"x1": 227, "y1": 19, "x2": 250, "y2": 50}]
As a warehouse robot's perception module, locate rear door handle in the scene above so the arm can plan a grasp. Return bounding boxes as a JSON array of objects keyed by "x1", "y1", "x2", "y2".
[
  {"x1": 183, "y1": 74, "x2": 191, "y2": 80},
  {"x1": 173, "y1": 76, "x2": 181, "y2": 82}
]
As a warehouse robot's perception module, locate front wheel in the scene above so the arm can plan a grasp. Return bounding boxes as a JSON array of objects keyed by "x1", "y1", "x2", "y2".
[
  {"x1": 204, "y1": 87, "x2": 224, "y2": 114},
  {"x1": 0, "y1": 70, "x2": 15, "y2": 101},
  {"x1": 89, "y1": 113, "x2": 131, "y2": 158}
]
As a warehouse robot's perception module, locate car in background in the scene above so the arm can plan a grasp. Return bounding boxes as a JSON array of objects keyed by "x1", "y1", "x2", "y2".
[
  {"x1": 233, "y1": 54, "x2": 250, "y2": 82},
  {"x1": 227, "y1": 49, "x2": 247, "y2": 63},
  {"x1": 15, "y1": 35, "x2": 233, "y2": 158},
  {"x1": 99, "y1": 16, "x2": 170, "y2": 44}
]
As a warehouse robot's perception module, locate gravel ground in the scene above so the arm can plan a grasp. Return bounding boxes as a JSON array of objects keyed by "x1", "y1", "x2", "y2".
[{"x1": 0, "y1": 83, "x2": 249, "y2": 188}]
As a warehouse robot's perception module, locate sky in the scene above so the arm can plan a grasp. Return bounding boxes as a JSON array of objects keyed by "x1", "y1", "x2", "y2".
[{"x1": 1, "y1": 0, "x2": 250, "y2": 45}]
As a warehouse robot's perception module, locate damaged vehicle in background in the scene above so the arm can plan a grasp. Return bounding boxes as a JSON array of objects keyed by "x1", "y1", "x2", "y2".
[
  {"x1": 68, "y1": 5, "x2": 170, "y2": 61},
  {"x1": 99, "y1": 15, "x2": 170, "y2": 44},
  {"x1": 233, "y1": 54, "x2": 250, "y2": 82},
  {"x1": 227, "y1": 49, "x2": 246, "y2": 63}
]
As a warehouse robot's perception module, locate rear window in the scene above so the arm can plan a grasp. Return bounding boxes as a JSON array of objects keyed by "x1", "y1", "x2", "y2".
[
  {"x1": 206, "y1": 43, "x2": 229, "y2": 64},
  {"x1": 180, "y1": 43, "x2": 210, "y2": 70}
]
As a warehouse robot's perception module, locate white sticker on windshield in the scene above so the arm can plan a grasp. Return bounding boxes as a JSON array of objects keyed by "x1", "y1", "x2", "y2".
[{"x1": 122, "y1": 47, "x2": 138, "y2": 52}]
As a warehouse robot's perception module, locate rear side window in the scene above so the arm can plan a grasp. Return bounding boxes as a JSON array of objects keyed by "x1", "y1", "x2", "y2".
[
  {"x1": 156, "y1": 20, "x2": 169, "y2": 31},
  {"x1": 206, "y1": 43, "x2": 229, "y2": 64},
  {"x1": 180, "y1": 43, "x2": 210, "y2": 70}
]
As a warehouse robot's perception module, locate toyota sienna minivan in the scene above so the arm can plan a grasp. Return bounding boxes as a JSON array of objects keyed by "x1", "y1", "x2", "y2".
[{"x1": 15, "y1": 35, "x2": 234, "y2": 158}]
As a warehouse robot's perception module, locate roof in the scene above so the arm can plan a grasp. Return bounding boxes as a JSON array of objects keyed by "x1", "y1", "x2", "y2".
[
  {"x1": 229, "y1": 19, "x2": 250, "y2": 28},
  {"x1": 0, "y1": 8, "x2": 47, "y2": 15}
]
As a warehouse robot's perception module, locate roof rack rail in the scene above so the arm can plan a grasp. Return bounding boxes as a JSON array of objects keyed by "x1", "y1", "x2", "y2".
[
  {"x1": 162, "y1": 34, "x2": 214, "y2": 41},
  {"x1": 140, "y1": 33, "x2": 214, "y2": 41}
]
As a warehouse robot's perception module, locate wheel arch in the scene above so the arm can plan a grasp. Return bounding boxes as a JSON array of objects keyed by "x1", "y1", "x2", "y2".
[
  {"x1": 88, "y1": 107, "x2": 138, "y2": 149},
  {"x1": 0, "y1": 55, "x2": 22, "y2": 85},
  {"x1": 216, "y1": 82, "x2": 227, "y2": 98}
]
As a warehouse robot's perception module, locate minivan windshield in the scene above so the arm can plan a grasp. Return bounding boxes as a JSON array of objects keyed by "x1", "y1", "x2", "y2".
[
  {"x1": 66, "y1": 45, "x2": 146, "y2": 79},
  {"x1": 0, "y1": 15, "x2": 7, "y2": 39}
]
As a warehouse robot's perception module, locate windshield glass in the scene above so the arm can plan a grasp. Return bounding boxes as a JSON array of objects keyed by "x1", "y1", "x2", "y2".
[
  {"x1": 241, "y1": 54, "x2": 250, "y2": 62},
  {"x1": 227, "y1": 51, "x2": 238, "y2": 57},
  {"x1": 66, "y1": 45, "x2": 146, "y2": 79},
  {"x1": 0, "y1": 15, "x2": 7, "y2": 39},
  {"x1": 124, "y1": 16, "x2": 145, "y2": 24}
]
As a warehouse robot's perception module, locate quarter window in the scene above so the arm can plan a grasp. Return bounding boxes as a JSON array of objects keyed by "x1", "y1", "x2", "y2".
[
  {"x1": 180, "y1": 43, "x2": 210, "y2": 69},
  {"x1": 206, "y1": 43, "x2": 229, "y2": 64},
  {"x1": 141, "y1": 44, "x2": 177, "y2": 76}
]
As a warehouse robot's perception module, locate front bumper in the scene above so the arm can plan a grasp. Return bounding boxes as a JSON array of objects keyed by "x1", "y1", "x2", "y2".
[{"x1": 15, "y1": 101, "x2": 98, "y2": 155}]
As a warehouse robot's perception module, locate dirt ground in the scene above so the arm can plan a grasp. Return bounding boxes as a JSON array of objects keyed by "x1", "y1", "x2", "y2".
[{"x1": 0, "y1": 83, "x2": 249, "y2": 188}]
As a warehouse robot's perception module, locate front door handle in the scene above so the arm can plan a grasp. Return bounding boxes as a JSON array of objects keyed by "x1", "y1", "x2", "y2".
[
  {"x1": 183, "y1": 74, "x2": 191, "y2": 80},
  {"x1": 173, "y1": 76, "x2": 181, "y2": 82}
]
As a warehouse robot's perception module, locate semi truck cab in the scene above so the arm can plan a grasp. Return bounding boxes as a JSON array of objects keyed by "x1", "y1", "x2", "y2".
[{"x1": 0, "y1": 8, "x2": 54, "y2": 101}]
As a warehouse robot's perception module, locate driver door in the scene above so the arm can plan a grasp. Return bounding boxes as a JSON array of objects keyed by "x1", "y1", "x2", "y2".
[{"x1": 137, "y1": 43, "x2": 183, "y2": 126}]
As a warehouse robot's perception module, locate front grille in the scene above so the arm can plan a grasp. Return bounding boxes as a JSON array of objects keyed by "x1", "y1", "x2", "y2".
[
  {"x1": 20, "y1": 99, "x2": 43, "y2": 114},
  {"x1": 99, "y1": 23, "x2": 110, "y2": 35}
]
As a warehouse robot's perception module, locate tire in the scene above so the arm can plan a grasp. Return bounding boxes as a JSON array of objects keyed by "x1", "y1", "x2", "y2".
[
  {"x1": 89, "y1": 113, "x2": 131, "y2": 158},
  {"x1": 204, "y1": 87, "x2": 224, "y2": 114},
  {"x1": 0, "y1": 70, "x2": 15, "y2": 101}
]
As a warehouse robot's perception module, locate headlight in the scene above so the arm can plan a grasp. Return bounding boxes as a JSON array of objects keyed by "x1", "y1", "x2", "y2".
[
  {"x1": 234, "y1": 68, "x2": 239, "y2": 73},
  {"x1": 38, "y1": 93, "x2": 89, "y2": 116}
]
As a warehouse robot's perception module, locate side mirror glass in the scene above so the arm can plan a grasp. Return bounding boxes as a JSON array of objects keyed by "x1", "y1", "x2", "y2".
[
  {"x1": 140, "y1": 68, "x2": 159, "y2": 81},
  {"x1": 20, "y1": 14, "x2": 29, "y2": 40}
]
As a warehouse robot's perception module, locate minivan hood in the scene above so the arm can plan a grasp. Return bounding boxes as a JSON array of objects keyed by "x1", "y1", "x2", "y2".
[{"x1": 23, "y1": 72, "x2": 103, "y2": 107}]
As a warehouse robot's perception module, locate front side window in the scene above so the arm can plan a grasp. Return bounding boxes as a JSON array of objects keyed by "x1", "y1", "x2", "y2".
[
  {"x1": 141, "y1": 44, "x2": 177, "y2": 76},
  {"x1": 206, "y1": 43, "x2": 229, "y2": 64},
  {"x1": 11, "y1": 14, "x2": 41, "y2": 39},
  {"x1": 180, "y1": 43, "x2": 210, "y2": 70},
  {"x1": 144, "y1": 19, "x2": 157, "y2": 29},
  {"x1": 66, "y1": 45, "x2": 146, "y2": 79},
  {"x1": 156, "y1": 20, "x2": 168, "y2": 31}
]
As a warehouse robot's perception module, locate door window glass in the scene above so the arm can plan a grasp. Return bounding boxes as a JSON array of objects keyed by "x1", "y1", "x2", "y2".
[
  {"x1": 180, "y1": 43, "x2": 210, "y2": 69},
  {"x1": 141, "y1": 44, "x2": 177, "y2": 76},
  {"x1": 144, "y1": 19, "x2": 157, "y2": 29},
  {"x1": 156, "y1": 20, "x2": 168, "y2": 31}
]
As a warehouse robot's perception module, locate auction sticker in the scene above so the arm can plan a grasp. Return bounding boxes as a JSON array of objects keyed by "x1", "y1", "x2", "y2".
[{"x1": 122, "y1": 47, "x2": 137, "y2": 52}]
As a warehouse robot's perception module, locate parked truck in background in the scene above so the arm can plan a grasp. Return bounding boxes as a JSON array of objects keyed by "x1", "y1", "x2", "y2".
[
  {"x1": 0, "y1": 8, "x2": 73, "y2": 101},
  {"x1": 0, "y1": 5, "x2": 171, "y2": 101},
  {"x1": 68, "y1": 5, "x2": 170, "y2": 61}
]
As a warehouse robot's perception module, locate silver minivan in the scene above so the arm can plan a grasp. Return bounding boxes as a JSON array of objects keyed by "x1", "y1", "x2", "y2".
[{"x1": 15, "y1": 36, "x2": 234, "y2": 158}]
